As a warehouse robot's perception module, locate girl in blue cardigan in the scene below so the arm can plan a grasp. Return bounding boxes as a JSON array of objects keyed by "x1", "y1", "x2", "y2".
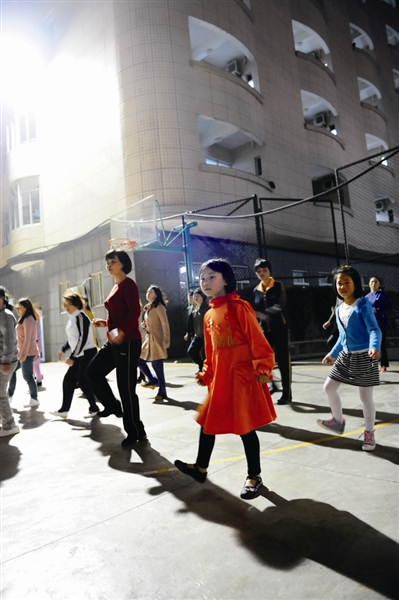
[{"x1": 317, "y1": 266, "x2": 381, "y2": 451}]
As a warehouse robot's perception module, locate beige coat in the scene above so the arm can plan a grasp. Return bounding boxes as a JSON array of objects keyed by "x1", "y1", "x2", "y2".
[{"x1": 140, "y1": 303, "x2": 170, "y2": 361}]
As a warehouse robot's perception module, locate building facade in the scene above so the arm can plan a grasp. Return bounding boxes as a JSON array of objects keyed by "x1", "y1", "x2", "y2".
[{"x1": 1, "y1": 0, "x2": 399, "y2": 359}]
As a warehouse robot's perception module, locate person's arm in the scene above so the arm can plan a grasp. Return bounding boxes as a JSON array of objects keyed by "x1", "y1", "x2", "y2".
[
  {"x1": 360, "y1": 299, "x2": 381, "y2": 356},
  {"x1": 69, "y1": 313, "x2": 90, "y2": 359},
  {"x1": 265, "y1": 282, "x2": 286, "y2": 315},
  {"x1": 157, "y1": 305, "x2": 170, "y2": 349},
  {"x1": 197, "y1": 315, "x2": 214, "y2": 385},
  {"x1": 0, "y1": 311, "x2": 17, "y2": 366}
]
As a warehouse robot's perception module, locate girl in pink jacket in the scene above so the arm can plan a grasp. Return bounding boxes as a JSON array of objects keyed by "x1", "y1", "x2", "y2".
[{"x1": 15, "y1": 298, "x2": 40, "y2": 408}]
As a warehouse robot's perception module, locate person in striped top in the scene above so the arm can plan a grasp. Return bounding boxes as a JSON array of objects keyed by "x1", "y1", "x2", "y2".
[{"x1": 317, "y1": 266, "x2": 382, "y2": 451}]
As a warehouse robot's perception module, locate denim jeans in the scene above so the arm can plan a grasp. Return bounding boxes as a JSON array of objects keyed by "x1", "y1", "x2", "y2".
[{"x1": 21, "y1": 356, "x2": 37, "y2": 399}]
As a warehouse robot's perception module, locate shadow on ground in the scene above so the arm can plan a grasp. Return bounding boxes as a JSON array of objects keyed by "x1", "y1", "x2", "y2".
[{"x1": 78, "y1": 421, "x2": 399, "y2": 600}]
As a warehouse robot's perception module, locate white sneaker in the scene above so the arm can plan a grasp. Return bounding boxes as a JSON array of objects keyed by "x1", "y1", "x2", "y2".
[
  {"x1": 23, "y1": 398, "x2": 40, "y2": 408},
  {"x1": 83, "y1": 410, "x2": 99, "y2": 419},
  {"x1": 0, "y1": 426, "x2": 20, "y2": 437},
  {"x1": 50, "y1": 411, "x2": 68, "y2": 419}
]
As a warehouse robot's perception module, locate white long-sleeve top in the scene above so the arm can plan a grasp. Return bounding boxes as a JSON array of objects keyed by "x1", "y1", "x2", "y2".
[{"x1": 61, "y1": 309, "x2": 96, "y2": 359}]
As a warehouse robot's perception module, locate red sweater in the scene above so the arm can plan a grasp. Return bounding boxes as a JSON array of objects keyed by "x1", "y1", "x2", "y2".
[{"x1": 104, "y1": 278, "x2": 141, "y2": 341}]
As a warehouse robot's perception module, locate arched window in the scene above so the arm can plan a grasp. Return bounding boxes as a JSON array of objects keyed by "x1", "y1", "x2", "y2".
[
  {"x1": 301, "y1": 91, "x2": 339, "y2": 135},
  {"x1": 357, "y1": 77, "x2": 382, "y2": 107},
  {"x1": 292, "y1": 20, "x2": 333, "y2": 71},
  {"x1": 188, "y1": 16, "x2": 260, "y2": 91}
]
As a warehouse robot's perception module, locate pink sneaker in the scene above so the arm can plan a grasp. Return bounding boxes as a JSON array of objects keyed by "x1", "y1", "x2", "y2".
[
  {"x1": 361, "y1": 430, "x2": 376, "y2": 451},
  {"x1": 317, "y1": 416, "x2": 346, "y2": 434}
]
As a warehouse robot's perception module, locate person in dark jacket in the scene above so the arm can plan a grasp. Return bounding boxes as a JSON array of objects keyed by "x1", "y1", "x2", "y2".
[
  {"x1": 365, "y1": 276, "x2": 392, "y2": 372},
  {"x1": 252, "y1": 258, "x2": 292, "y2": 404},
  {"x1": 187, "y1": 288, "x2": 208, "y2": 372}
]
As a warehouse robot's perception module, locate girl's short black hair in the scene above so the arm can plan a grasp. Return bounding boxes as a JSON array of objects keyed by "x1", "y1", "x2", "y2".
[
  {"x1": 63, "y1": 292, "x2": 83, "y2": 310},
  {"x1": 332, "y1": 265, "x2": 363, "y2": 299},
  {"x1": 105, "y1": 249, "x2": 132, "y2": 274},
  {"x1": 147, "y1": 285, "x2": 166, "y2": 308},
  {"x1": 199, "y1": 258, "x2": 236, "y2": 294},
  {"x1": 254, "y1": 258, "x2": 272, "y2": 273}
]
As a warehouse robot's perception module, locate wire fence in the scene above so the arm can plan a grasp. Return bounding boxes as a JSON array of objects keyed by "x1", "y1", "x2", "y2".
[{"x1": 181, "y1": 148, "x2": 399, "y2": 351}]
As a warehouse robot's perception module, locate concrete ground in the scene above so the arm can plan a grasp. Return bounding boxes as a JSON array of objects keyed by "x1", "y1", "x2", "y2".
[{"x1": 1, "y1": 360, "x2": 398, "y2": 600}]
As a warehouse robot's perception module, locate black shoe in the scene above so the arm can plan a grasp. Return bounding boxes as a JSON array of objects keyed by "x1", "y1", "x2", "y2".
[
  {"x1": 121, "y1": 436, "x2": 138, "y2": 447},
  {"x1": 277, "y1": 397, "x2": 292, "y2": 405},
  {"x1": 240, "y1": 476, "x2": 263, "y2": 500},
  {"x1": 174, "y1": 460, "x2": 207, "y2": 483},
  {"x1": 97, "y1": 406, "x2": 123, "y2": 418}
]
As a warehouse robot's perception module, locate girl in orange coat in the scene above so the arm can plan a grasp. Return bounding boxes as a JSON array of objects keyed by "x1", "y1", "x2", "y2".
[{"x1": 175, "y1": 258, "x2": 277, "y2": 500}]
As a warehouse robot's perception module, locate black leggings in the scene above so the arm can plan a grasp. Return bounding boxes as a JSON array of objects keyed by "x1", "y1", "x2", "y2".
[{"x1": 195, "y1": 428, "x2": 261, "y2": 477}]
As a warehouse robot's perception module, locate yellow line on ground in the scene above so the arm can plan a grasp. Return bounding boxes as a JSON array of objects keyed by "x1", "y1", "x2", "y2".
[
  {"x1": 141, "y1": 418, "x2": 399, "y2": 475},
  {"x1": 210, "y1": 418, "x2": 399, "y2": 464}
]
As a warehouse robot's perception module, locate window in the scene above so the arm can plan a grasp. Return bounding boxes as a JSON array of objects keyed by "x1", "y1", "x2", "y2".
[
  {"x1": 6, "y1": 120, "x2": 16, "y2": 152},
  {"x1": 318, "y1": 272, "x2": 330, "y2": 286},
  {"x1": 292, "y1": 20, "x2": 333, "y2": 71},
  {"x1": 59, "y1": 281, "x2": 69, "y2": 312},
  {"x1": 188, "y1": 17, "x2": 260, "y2": 91},
  {"x1": 386, "y1": 25, "x2": 399, "y2": 46},
  {"x1": 292, "y1": 270, "x2": 310, "y2": 286},
  {"x1": 366, "y1": 134, "x2": 389, "y2": 165},
  {"x1": 2, "y1": 212, "x2": 10, "y2": 246},
  {"x1": 206, "y1": 157, "x2": 231, "y2": 168},
  {"x1": 199, "y1": 116, "x2": 262, "y2": 174},
  {"x1": 19, "y1": 113, "x2": 37, "y2": 144},
  {"x1": 350, "y1": 23, "x2": 374, "y2": 52},
  {"x1": 254, "y1": 156, "x2": 262, "y2": 176},
  {"x1": 382, "y1": 0, "x2": 396, "y2": 7},
  {"x1": 9, "y1": 176, "x2": 40, "y2": 229},
  {"x1": 90, "y1": 272, "x2": 104, "y2": 307}
]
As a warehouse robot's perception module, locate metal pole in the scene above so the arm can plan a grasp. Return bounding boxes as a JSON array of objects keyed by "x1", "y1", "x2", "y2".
[
  {"x1": 334, "y1": 170, "x2": 350, "y2": 264},
  {"x1": 181, "y1": 215, "x2": 195, "y2": 291},
  {"x1": 329, "y1": 201, "x2": 340, "y2": 266},
  {"x1": 253, "y1": 194, "x2": 267, "y2": 257}
]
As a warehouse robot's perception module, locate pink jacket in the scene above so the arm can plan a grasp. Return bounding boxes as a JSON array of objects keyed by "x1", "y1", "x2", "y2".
[{"x1": 16, "y1": 316, "x2": 39, "y2": 357}]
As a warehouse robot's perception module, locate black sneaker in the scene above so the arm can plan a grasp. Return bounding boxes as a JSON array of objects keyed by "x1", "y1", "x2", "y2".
[{"x1": 240, "y1": 476, "x2": 263, "y2": 500}]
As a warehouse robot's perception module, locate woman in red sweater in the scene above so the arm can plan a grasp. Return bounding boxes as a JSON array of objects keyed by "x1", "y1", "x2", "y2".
[
  {"x1": 15, "y1": 298, "x2": 40, "y2": 408},
  {"x1": 86, "y1": 249, "x2": 147, "y2": 447}
]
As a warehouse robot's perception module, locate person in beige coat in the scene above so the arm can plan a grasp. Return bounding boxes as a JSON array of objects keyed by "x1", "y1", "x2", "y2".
[{"x1": 138, "y1": 286, "x2": 170, "y2": 401}]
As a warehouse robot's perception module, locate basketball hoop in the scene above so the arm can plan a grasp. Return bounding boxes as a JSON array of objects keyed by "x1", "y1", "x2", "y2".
[{"x1": 108, "y1": 238, "x2": 137, "y2": 251}]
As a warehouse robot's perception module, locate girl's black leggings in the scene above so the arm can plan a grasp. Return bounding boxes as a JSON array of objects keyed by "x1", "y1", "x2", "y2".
[{"x1": 195, "y1": 428, "x2": 261, "y2": 477}]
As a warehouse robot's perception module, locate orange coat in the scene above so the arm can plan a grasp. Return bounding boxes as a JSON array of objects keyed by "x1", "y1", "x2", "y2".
[{"x1": 197, "y1": 292, "x2": 277, "y2": 435}]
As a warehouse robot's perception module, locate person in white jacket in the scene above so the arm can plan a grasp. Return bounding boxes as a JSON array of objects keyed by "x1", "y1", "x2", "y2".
[{"x1": 50, "y1": 293, "x2": 99, "y2": 419}]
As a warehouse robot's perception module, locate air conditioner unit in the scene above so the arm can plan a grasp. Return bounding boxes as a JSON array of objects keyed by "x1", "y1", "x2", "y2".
[
  {"x1": 374, "y1": 197, "x2": 390, "y2": 212},
  {"x1": 313, "y1": 113, "x2": 327, "y2": 127},
  {"x1": 309, "y1": 49, "x2": 323, "y2": 60},
  {"x1": 226, "y1": 60, "x2": 241, "y2": 76}
]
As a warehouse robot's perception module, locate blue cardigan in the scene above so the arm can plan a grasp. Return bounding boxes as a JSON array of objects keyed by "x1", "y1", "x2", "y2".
[{"x1": 330, "y1": 297, "x2": 381, "y2": 358}]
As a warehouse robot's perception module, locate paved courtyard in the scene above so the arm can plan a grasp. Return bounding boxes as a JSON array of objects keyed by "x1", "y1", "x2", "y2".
[{"x1": 1, "y1": 360, "x2": 398, "y2": 600}]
